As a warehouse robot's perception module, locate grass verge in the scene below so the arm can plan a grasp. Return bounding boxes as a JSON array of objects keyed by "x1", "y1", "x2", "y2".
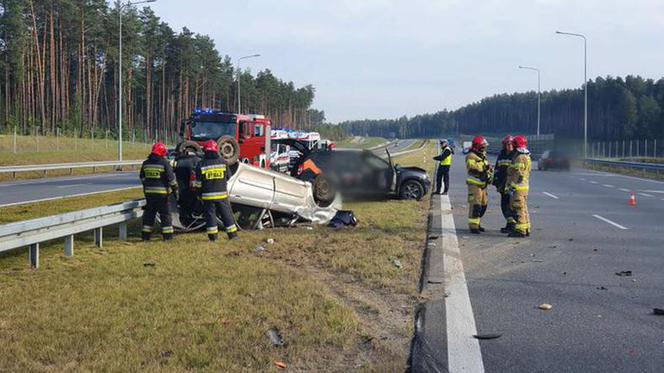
[
  {"x1": 337, "y1": 137, "x2": 388, "y2": 149},
  {"x1": 583, "y1": 163, "x2": 664, "y2": 181},
  {"x1": 0, "y1": 142, "x2": 436, "y2": 371}
]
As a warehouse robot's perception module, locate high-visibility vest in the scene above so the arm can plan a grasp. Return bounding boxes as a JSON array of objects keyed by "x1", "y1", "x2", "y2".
[{"x1": 440, "y1": 147, "x2": 453, "y2": 166}]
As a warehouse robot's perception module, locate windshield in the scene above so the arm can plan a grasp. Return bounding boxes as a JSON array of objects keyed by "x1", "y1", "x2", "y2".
[{"x1": 191, "y1": 121, "x2": 237, "y2": 141}]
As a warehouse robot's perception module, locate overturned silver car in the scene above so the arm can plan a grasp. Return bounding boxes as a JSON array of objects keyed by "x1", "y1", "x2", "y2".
[{"x1": 170, "y1": 162, "x2": 341, "y2": 232}]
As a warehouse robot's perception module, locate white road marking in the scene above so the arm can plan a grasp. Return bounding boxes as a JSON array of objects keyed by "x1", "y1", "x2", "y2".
[
  {"x1": 543, "y1": 192, "x2": 559, "y2": 199},
  {"x1": 589, "y1": 181, "x2": 598, "y2": 184},
  {"x1": 440, "y1": 195, "x2": 485, "y2": 372},
  {"x1": 602, "y1": 184, "x2": 615, "y2": 188},
  {"x1": 619, "y1": 188, "x2": 631, "y2": 192},
  {"x1": 592, "y1": 214, "x2": 629, "y2": 230},
  {"x1": 55, "y1": 183, "x2": 87, "y2": 189},
  {"x1": 638, "y1": 192, "x2": 654, "y2": 198},
  {"x1": 0, "y1": 186, "x2": 141, "y2": 208},
  {"x1": 643, "y1": 190, "x2": 664, "y2": 194},
  {"x1": 579, "y1": 178, "x2": 587, "y2": 181}
]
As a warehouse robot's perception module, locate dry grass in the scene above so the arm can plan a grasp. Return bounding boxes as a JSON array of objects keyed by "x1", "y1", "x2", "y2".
[
  {"x1": 337, "y1": 137, "x2": 387, "y2": 149},
  {"x1": 0, "y1": 142, "x2": 437, "y2": 372}
]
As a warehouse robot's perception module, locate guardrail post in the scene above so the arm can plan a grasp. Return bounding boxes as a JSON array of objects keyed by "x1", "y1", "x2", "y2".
[
  {"x1": 64, "y1": 235, "x2": 74, "y2": 257},
  {"x1": 94, "y1": 228, "x2": 103, "y2": 248},
  {"x1": 119, "y1": 223, "x2": 128, "y2": 241},
  {"x1": 29, "y1": 243, "x2": 39, "y2": 268}
]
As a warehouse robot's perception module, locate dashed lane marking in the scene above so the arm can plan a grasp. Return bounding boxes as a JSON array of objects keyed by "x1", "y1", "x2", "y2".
[
  {"x1": 619, "y1": 188, "x2": 631, "y2": 192},
  {"x1": 440, "y1": 194, "x2": 485, "y2": 372},
  {"x1": 602, "y1": 184, "x2": 615, "y2": 188},
  {"x1": 589, "y1": 181, "x2": 599, "y2": 184},
  {"x1": 638, "y1": 192, "x2": 654, "y2": 198},
  {"x1": 543, "y1": 192, "x2": 559, "y2": 199},
  {"x1": 592, "y1": 214, "x2": 629, "y2": 230}
]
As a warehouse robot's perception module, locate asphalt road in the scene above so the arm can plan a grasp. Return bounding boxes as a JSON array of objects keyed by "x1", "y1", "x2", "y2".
[
  {"x1": 415, "y1": 159, "x2": 664, "y2": 372},
  {"x1": 0, "y1": 172, "x2": 140, "y2": 207}
]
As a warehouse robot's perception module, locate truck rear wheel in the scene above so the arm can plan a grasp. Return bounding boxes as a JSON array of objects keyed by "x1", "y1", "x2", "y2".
[
  {"x1": 217, "y1": 136, "x2": 240, "y2": 165},
  {"x1": 175, "y1": 140, "x2": 202, "y2": 156}
]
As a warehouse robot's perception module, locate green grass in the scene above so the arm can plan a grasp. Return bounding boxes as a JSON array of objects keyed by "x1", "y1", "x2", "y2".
[
  {"x1": 0, "y1": 188, "x2": 144, "y2": 224},
  {"x1": 0, "y1": 142, "x2": 435, "y2": 371},
  {"x1": 337, "y1": 137, "x2": 388, "y2": 149}
]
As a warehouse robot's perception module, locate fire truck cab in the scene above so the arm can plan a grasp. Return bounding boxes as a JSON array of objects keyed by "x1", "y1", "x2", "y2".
[{"x1": 177, "y1": 109, "x2": 271, "y2": 168}]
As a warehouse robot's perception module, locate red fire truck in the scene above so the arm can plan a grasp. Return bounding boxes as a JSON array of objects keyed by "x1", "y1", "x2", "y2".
[{"x1": 177, "y1": 109, "x2": 271, "y2": 168}]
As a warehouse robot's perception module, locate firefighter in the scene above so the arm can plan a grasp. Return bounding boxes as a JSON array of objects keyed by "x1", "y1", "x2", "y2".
[
  {"x1": 433, "y1": 138, "x2": 454, "y2": 195},
  {"x1": 466, "y1": 136, "x2": 492, "y2": 233},
  {"x1": 193, "y1": 140, "x2": 239, "y2": 242},
  {"x1": 174, "y1": 148, "x2": 201, "y2": 216},
  {"x1": 506, "y1": 135, "x2": 532, "y2": 237},
  {"x1": 140, "y1": 142, "x2": 177, "y2": 241},
  {"x1": 493, "y1": 135, "x2": 516, "y2": 233}
]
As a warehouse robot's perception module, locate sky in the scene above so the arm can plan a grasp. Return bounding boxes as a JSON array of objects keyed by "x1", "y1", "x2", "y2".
[{"x1": 148, "y1": 0, "x2": 664, "y2": 123}]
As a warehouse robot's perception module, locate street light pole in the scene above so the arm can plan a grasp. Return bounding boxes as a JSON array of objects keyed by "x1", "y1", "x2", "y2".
[
  {"x1": 237, "y1": 54, "x2": 260, "y2": 114},
  {"x1": 118, "y1": 0, "x2": 156, "y2": 161},
  {"x1": 518, "y1": 65, "x2": 541, "y2": 136},
  {"x1": 556, "y1": 30, "x2": 588, "y2": 158}
]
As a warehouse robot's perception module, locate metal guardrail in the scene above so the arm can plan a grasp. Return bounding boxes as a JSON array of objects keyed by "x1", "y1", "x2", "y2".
[
  {"x1": 0, "y1": 160, "x2": 143, "y2": 178},
  {"x1": 584, "y1": 158, "x2": 664, "y2": 172},
  {"x1": 0, "y1": 199, "x2": 145, "y2": 268}
]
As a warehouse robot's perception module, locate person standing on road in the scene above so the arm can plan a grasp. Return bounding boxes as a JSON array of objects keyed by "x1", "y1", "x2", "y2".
[
  {"x1": 466, "y1": 136, "x2": 492, "y2": 234},
  {"x1": 193, "y1": 140, "x2": 239, "y2": 242},
  {"x1": 433, "y1": 138, "x2": 454, "y2": 195},
  {"x1": 140, "y1": 142, "x2": 178, "y2": 241},
  {"x1": 506, "y1": 135, "x2": 532, "y2": 237},
  {"x1": 174, "y1": 148, "x2": 201, "y2": 216},
  {"x1": 493, "y1": 135, "x2": 517, "y2": 233}
]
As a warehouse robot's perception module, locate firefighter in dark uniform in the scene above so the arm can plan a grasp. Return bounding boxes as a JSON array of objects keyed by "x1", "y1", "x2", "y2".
[
  {"x1": 493, "y1": 135, "x2": 516, "y2": 233},
  {"x1": 433, "y1": 138, "x2": 454, "y2": 195},
  {"x1": 140, "y1": 142, "x2": 177, "y2": 241},
  {"x1": 193, "y1": 140, "x2": 239, "y2": 242},
  {"x1": 174, "y1": 148, "x2": 200, "y2": 215}
]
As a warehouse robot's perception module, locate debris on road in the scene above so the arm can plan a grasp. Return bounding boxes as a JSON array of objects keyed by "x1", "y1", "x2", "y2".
[
  {"x1": 427, "y1": 277, "x2": 443, "y2": 284},
  {"x1": 392, "y1": 259, "x2": 402, "y2": 269},
  {"x1": 568, "y1": 238, "x2": 574, "y2": 242},
  {"x1": 653, "y1": 308, "x2": 664, "y2": 316},
  {"x1": 538, "y1": 303, "x2": 553, "y2": 311},
  {"x1": 274, "y1": 361, "x2": 287, "y2": 369},
  {"x1": 267, "y1": 328, "x2": 286, "y2": 347},
  {"x1": 615, "y1": 270, "x2": 633, "y2": 277},
  {"x1": 473, "y1": 333, "x2": 502, "y2": 340},
  {"x1": 596, "y1": 286, "x2": 608, "y2": 290}
]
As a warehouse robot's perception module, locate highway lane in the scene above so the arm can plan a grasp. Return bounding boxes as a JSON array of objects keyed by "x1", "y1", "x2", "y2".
[
  {"x1": 420, "y1": 160, "x2": 664, "y2": 372},
  {"x1": 0, "y1": 172, "x2": 140, "y2": 207}
]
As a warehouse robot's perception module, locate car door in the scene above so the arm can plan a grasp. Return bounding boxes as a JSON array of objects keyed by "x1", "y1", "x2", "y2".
[{"x1": 362, "y1": 151, "x2": 392, "y2": 197}]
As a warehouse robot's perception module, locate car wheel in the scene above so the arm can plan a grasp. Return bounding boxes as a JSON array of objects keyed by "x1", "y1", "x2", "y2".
[
  {"x1": 399, "y1": 180, "x2": 424, "y2": 200},
  {"x1": 176, "y1": 140, "x2": 202, "y2": 156},
  {"x1": 312, "y1": 175, "x2": 336, "y2": 207}
]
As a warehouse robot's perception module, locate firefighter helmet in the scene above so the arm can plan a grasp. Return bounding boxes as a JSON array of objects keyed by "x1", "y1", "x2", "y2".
[
  {"x1": 471, "y1": 136, "x2": 488, "y2": 151},
  {"x1": 512, "y1": 135, "x2": 528, "y2": 149},
  {"x1": 440, "y1": 138, "x2": 449, "y2": 146},
  {"x1": 203, "y1": 139, "x2": 219, "y2": 153},
  {"x1": 502, "y1": 135, "x2": 514, "y2": 146},
  {"x1": 151, "y1": 142, "x2": 168, "y2": 157}
]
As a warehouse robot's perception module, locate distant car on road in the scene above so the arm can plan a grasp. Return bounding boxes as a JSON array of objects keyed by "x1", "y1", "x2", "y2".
[
  {"x1": 538, "y1": 150, "x2": 571, "y2": 171},
  {"x1": 294, "y1": 148, "x2": 431, "y2": 201}
]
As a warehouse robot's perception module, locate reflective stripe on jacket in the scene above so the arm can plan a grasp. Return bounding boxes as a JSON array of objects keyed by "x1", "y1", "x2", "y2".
[
  {"x1": 507, "y1": 150, "x2": 531, "y2": 192},
  {"x1": 194, "y1": 153, "x2": 229, "y2": 199},
  {"x1": 466, "y1": 151, "x2": 490, "y2": 187},
  {"x1": 493, "y1": 149, "x2": 515, "y2": 191},
  {"x1": 140, "y1": 154, "x2": 177, "y2": 195}
]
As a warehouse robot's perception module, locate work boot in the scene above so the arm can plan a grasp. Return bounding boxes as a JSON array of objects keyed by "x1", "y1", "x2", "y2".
[
  {"x1": 508, "y1": 231, "x2": 527, "y2": 238},
  {"x1": 501, "y1": 223, "x2": 515, "y2": 234},
  {"x1": 163, "y1": 233, "x2": 173, "y2": 241},
  {"x1": 142, "y1": 232, "x2": 151, "y2": 241},
  {"x1": 208, "y1": 234, "x2": 218, "y2": 242},
  {"x1": 228, "y1": 232, "x2": 240, "y2": 241},
  {"x1": 478, "y1": 226, "x2": 486, "y2": 232},
  {"x1": 470, "y1": 228, "x2": 481, "y2": 234},
  {"x1": 442, "y1": 191, "x2": 448, "y2": 195},
  {"x1": 433, "y1": 190, "x2": 441, "y2": 195}
]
